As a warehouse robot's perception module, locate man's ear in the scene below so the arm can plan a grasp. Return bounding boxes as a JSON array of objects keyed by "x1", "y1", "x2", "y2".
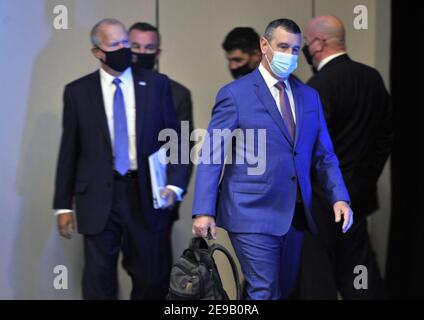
[
  {"x1": 91, "y1": 47, "x2": 104, "y2": 61},
  {"x1": 259, "y1": 37, "x2": 269, "y2": 55}
]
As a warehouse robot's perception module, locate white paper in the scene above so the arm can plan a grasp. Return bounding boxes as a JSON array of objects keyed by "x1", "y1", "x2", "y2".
[{"x1": 148, "y1": 148, "x2": 168, "y2": 209}]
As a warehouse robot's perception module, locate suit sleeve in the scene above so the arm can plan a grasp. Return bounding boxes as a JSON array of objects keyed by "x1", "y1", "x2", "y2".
[
  {"x1": 311, "y1": 90, "x2": 351, "y2": 205},
  {"x1": 192, "y1": 86, "x2": 238, "y2": 217},
  {"x1": 356, "y1": 79, "x2": 393, "y2": 181},
  {"x1": 175, "y1": 87, "x2": 194, "y2": 181},
  {"x1": 53, "y1": 85, "x2": 78, "y2": 209},
  {"x1": 161, "y1": 77, "x2": 190, "y2": 191}
]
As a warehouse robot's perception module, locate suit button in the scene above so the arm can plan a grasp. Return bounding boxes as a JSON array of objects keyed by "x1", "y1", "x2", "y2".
[
  {"x1": 107, "y1": 182, "x2": 112, "y2": 188},
  {"x1": 291, "y1": 176, "x2": 297, "y2": 182},
  {"x1": 294, "y1": 152, "x2": 298, "y2": 156}
]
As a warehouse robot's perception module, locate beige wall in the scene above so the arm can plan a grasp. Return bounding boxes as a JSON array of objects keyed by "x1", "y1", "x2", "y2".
[
  {"x1": 0, "y1": 0, "x2": 156, "y2": 299},
  {"x1": 0, "y1": 0, "x2": 391, "y2": 299}
]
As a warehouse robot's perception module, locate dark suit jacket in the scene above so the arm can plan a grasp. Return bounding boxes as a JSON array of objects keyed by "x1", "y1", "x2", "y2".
[
  {"x1": 53, "y1": 68, "x2": 189, "y2": 234},
  {"x1": 307, "y1": 54, "x2": 393, "y2": 217},
  {"x1": 169, "y1": 79, "x2": 194, "y2": 221}
]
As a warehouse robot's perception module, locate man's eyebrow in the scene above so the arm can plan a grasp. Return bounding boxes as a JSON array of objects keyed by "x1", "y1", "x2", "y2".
[{"x1": 276, "y1": 42, "x2": 300, "y2": 48}]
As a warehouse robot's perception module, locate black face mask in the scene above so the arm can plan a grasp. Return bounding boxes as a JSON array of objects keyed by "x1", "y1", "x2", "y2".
[
  {"x1": 131, "y1": 52, "x2": 157, "y2": 70},
  {"x1": 99, "y1": 47, "x2": 132, "y2": 72},
  {"x1": 230, "y1": 62, "x2": 254, "y2": 79},
  {"x1": 302, "y1": 44, "x2": 314, "y2": 66}
]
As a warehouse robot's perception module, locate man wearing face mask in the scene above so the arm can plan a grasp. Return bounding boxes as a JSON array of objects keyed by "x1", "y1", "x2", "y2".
[
  {"x1": 129, "y1": 22, "x2": 194, "y2": 147},
  {"x1": 222, "y1": 27, "x2": 262, "y2": 79},
  {"x1": 192, "y1": 18, "x2": 353, "y2": 300},
  {"x1": 53, "y1": 18, "x2": 189, "y2": 299},
  {"x1": 128, "y1": 21, "x2": 194, "y2": 296},
  {"x1": 299, "y1": 15, "x2": 392, "y2": 299}
]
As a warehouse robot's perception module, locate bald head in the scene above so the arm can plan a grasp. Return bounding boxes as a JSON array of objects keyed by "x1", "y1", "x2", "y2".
[
  {"x1": 306, "y1": 15, "x2": 345, "y2": 50},
  {"x1": 303, "y1": 15, "x2": 346, "y2": 69}
]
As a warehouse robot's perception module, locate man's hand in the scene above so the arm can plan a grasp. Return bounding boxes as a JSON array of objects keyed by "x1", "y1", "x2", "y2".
[
  {"x1": 160, "y1": 187, "x2": 177, "y2": 209},
  {"x1": 333, "y1": 201, "x2": 354, "y2": 233},
  {"x1": 192, "y1": 215, "x2": 217, "y2": 240},
  {"x1": 57, "y1": 212, "x2": 74, "y2": 239}
]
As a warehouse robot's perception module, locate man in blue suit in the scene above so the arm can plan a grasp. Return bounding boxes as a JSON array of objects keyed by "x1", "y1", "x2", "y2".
[
  {"x1": 192, "y1": 19, "x2": 353, "y2": 300},
  {"x1": 53, "y1": 19, "x2": 189, "y2": 299}
]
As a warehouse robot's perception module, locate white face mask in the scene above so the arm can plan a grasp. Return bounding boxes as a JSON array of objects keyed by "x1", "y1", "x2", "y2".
[{"x1": 265, "y1": 40, "x2": 298, "y2": 79}]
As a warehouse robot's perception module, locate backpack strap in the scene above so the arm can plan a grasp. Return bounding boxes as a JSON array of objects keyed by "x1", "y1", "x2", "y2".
[{"x1": 210, "y1": 243, "x2": 242, "y2": 300}]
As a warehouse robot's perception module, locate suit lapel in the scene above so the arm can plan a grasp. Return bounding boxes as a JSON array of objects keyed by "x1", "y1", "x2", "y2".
[
  {"x1": 289, "y1": 77, "x2": 304, "y2": 148},
  {"x1": 133, "y1": 70, "x2": 149, "y2": 150},
  {"x1": 88, "y1": 71, "x2": 112, "y2": 154},
  {"x1": 252, "y1": 69, "x2": 293, "y2": 146}
]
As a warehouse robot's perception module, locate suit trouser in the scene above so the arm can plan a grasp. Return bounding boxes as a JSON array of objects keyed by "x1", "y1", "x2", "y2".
[
  {"x1": 82, "y1": 176, "x2": 172, "y2": 300},
  {"x1": 299, "y1": 195, "x2": 386, "y2": 299},
  {"x1": 228, "y1": 204, "x2": 307, "y2": 300}
]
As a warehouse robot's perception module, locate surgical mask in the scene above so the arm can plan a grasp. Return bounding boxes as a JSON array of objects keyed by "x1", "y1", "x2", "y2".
[
  {"x1": 98, "y1": 47, "x2": 132, "y2": 72},
  {"x1": 132, "y1": 52, "x2": 157, "y2": 70},
  {"x1": 230, "y1": 62, "x2": 254, "y2": 79},
  {"x1": 265, "y1": 42, "x2": 298, "y2": 78}
]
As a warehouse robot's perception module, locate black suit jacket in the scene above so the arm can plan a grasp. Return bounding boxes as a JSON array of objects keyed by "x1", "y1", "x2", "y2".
[
  {"x1": 307, "y1": 54, "x2": 393, "y2": 217},
  {"x1": 53, "y1": 68, "x2": 190, "y2": 234},
  {"x1": 169, "y1": 79, "x2": 194, "y2": 221}
]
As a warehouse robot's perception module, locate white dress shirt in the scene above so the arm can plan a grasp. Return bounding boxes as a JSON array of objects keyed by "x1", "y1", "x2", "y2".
[
  {"x1": 317, "y1": 52, "x2": 347, "y2": 71},
  {"x1": 55, "y1": 67, "x2": 183, "y2": 215},
  {"x1": 258, "y1": 63, "x2": 296, "y2": 123},
  {"x1": 100, "y1": 67, "x2": 138, "y2": 170}
]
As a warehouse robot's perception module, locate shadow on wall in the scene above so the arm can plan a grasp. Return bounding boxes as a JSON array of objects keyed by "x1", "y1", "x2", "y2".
[{"x1": 13, "y1": 1, "x2": 89, "y2": 299}]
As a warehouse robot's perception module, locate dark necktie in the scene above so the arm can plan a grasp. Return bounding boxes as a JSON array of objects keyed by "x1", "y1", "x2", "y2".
[
  {"x1": 112, "y1": 78, "x2": 130, "y2": 175},
  {"x1": 275, "y1": 81, "x2": 295, "y2": 142}
]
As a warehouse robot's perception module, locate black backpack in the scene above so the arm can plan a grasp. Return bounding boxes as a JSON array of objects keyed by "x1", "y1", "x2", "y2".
[{"x1": 168, "y1": 237, "x2": 241, "y2": 300}]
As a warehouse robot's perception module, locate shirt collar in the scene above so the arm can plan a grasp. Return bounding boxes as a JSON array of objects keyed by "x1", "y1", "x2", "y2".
[
  {"x1": 317, "y1": 52, "x2": 346, "y2": 71},
  {"x1": 99, "y1": 66, "x2": 133, "y2": 87},
  {"x1": 258, "y1": 62, "x2": 290, "y2": 90}
]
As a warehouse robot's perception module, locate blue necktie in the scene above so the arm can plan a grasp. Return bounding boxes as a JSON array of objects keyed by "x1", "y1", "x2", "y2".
[{"x1": 112, "y1": 78, "x2": 130, "y2": 175}]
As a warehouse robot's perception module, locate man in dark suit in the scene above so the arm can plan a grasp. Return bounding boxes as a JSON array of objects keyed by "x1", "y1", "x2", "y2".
[
  {"x1": 128, "y1": 22, "x2": 194, "y2": 288},
  {"x1": 192, "y1": 18, "x2": 353, "y2": 300},
  {"x1": 300, "y1": 15, "x2": 393, "y2": 299},
  {"x1": 53, "y1": 18, "x2": 189, "y2": 299},
  {"x1": 128, "y1": 22, "x2": 194, "y2": 162}
]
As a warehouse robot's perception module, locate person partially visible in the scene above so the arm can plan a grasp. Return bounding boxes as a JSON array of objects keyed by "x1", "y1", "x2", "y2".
[
  {"x1": 129, "y1": 23, "x2": 194, "y2": 150},
  {"x1": 222, "y1": 27, "x2": 262, "y2": 79},
  {"x1": 128, "y1": 21, "x2": 194, "y2": 295},
  {"x1": 300, "y1": 15, "x2": 393, "y2": 299}
]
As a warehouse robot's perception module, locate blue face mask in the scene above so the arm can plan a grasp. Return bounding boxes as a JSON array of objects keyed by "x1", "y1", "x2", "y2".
[{"x1": 265, "y1": 41, "x2": 298, "y2": 79}]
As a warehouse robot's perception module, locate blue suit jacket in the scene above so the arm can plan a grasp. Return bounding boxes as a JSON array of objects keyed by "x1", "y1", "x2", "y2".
[{"x1": 192, "y1": 68, "x2": 350, "y2": 236}]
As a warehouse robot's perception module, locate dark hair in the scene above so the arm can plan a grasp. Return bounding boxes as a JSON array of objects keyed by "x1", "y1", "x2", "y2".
[
  {"x1": 222, "y1": 27, "x2": 260, "y2": 54},
  {"x1": 264, "y1": 18, "x2": 301, "y2": 41},
  {"x1": 129, "y1": 22, "x2": 161, "y2": 46}
]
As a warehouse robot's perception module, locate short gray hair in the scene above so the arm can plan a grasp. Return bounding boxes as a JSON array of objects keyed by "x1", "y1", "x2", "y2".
[{"x1": 90, "y1": 18, "x2": 126, "y2": 47}]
